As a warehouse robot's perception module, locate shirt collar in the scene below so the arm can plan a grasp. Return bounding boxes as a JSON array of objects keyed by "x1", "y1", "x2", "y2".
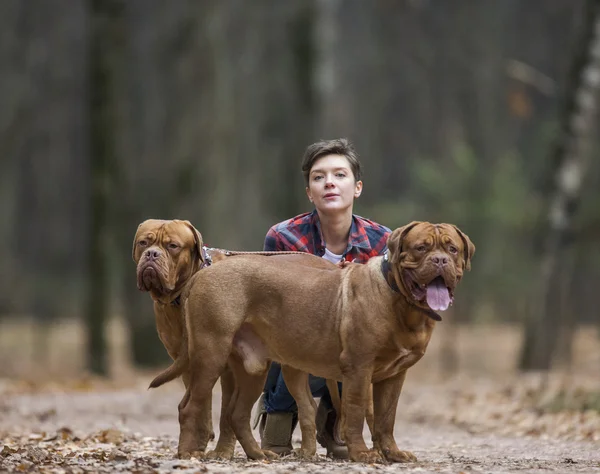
[{"x1": 309, "y1": 209, "x2": 372, "y2": 254}]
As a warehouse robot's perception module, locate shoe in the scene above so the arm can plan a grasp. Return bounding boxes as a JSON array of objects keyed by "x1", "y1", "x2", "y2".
[
  {"x1": 253, "y1": 393, "x2": 297, "y2": 456},
  {"x1": 315, "y1": 399, "x2": 349, "y2": 460}
]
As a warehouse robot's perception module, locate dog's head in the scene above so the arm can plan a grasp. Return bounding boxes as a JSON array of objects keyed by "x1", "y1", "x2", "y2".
[
  {"x1": 386, "y1": 221, "x2": 475, "y2": 312},
  {"x1": 132, "y1": 219, "x2": 205, "y2": 300}
]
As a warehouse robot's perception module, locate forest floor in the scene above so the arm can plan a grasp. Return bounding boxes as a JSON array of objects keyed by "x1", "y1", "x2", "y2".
[{"x1": 1, "y1": 320, "x2": 599, "y2": 473}]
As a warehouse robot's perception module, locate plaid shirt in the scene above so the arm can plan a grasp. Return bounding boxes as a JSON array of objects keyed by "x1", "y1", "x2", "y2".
[{"x1": 264, "y1": 210, "x2": 390, "y2": 263}]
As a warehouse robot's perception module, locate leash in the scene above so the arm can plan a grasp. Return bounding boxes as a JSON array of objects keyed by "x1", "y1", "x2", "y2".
[
  {"x1": 172, "y1": 247, "x2": 323, "y2": 307},
  {"x1": 203, "y1": 247, "x2": 322, "y2": 258}
]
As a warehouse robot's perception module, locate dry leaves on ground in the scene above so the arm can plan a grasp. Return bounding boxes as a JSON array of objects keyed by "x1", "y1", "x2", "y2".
[
  {"x1": 1, "y1": 373, "x2": 599, "y2": 473},
  {"x1": 405, "y1": 373, "x2": 600, "y2": 442}
]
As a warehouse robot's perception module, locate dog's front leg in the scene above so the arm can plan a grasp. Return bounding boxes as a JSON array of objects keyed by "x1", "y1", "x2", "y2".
[
  {"x1": 178, "y1": 340, "x2": 230, "y2": 459},
  {"x1": 342, "y1": 370, "x2": 382, "y2": 463},
  {"x1": 372, "y1": 371, "x2": 417, "y2": 463}
]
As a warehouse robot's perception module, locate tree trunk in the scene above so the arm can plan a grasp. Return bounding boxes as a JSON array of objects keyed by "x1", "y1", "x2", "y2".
[
  {"x1": 86, "y1": 0, "x2": 123, "y2": 375},
  {"x1": 555, "y1": 246, "x2": 578, "y2": 370},
  {"x1": 520, "y1": 0, "x2": 600, "y2": 370}
]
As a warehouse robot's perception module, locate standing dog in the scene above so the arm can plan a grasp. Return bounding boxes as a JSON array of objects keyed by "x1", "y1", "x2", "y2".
[
  {"x1": 134, "y1": 219, "x2": 345, "y2": 459},
  {"x1": 133, "y1": 219, "x2": 226, "y2": 451},
  {"x1": 154, "y1": 221, "x2": 474, "y2": 462}
]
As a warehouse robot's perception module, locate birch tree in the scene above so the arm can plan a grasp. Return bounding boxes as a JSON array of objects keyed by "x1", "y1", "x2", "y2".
[{"x1": 520, "y1": 0, "x2": 600, "y2": 370}]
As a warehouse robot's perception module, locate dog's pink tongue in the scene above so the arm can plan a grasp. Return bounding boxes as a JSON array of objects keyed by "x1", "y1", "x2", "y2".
[{"x1": 426, "y1": 278, "x2": 451, "y2": 311}]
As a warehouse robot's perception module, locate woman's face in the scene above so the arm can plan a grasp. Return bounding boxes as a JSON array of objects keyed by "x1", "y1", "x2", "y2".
[{"x1": 306, "y1": 154, "x2": 363, "y2": 214}]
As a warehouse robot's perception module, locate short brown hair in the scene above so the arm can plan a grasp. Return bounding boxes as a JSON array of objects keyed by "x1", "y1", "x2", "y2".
[{"x1": 301, "y1": 138, "x2": 362, "y2": 186}]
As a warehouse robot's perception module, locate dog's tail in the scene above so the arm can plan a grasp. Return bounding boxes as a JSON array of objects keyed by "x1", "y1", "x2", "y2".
[{"x1": 148, "y1": 334, "x2": 189, "y2": 389}]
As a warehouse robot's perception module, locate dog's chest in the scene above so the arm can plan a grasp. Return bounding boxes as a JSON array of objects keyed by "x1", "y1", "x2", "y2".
[
  {"x1": 154, "y1": 305, "x2": 184, "y2": 358},
  {"x1": 373, "y1": 334, "x2": 429, "y2": 382}
]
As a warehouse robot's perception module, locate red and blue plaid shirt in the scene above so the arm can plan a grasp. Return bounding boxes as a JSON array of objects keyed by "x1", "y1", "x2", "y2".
[{"x1": 264, "y1": 210, "x2": 390, "y2": 263}]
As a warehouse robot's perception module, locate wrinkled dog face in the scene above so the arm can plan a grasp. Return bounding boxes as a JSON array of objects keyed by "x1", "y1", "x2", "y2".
[
  {"x1": 387, "y1": 222, "x2": 475, "y2": 312},
  {"x1": 132, "y1": 219, "x2": 204, "y2": 297}
]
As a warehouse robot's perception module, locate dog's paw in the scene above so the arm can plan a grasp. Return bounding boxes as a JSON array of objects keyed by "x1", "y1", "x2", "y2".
[
  {"x1": 382, "y1": 448, "x2": 417, "y2": 463},
  {"x1": 292, "y1": 447, "x2": 318, "y2": 460},
  {"x1": 205, "y1": 448, "x2": 234, "y2": 460},
  {"x1": 350, "y1": 449, "x2": 384, "y2": 464},
  {"x1": 177, "y1": 449, "x2": 205, "y2": 460},
  {"x1": 245, "y1": 449, "x2": 279, "y2": 461},
  {"x1": 261, "y1": 449, "x2": 280, "y2": 461}
]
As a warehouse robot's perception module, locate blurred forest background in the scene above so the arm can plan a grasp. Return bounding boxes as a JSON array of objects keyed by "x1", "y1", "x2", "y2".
[{"x1": 1, "y1": 0, "x2": 599, "y2": 379}]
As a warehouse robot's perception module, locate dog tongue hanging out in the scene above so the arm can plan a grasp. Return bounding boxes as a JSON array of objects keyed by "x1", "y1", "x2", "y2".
[
  {"x1": 386, "y1": 222, "x2": 475, "y2": 316},
  {"x1": 426, "y1": 276, "x2": 452, "y2": 311}
]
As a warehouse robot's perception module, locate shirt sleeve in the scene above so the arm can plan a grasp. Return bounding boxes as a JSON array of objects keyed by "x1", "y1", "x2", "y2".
[
  {"x1": 380, "y1": 229, "x2": 391, "y2": 255},
  {"x1": 368, "y1": 225, "x2": 391, "y2": 257},
  {"x1": 263, "y1": 226, "x2": 282, "y2": 251}
]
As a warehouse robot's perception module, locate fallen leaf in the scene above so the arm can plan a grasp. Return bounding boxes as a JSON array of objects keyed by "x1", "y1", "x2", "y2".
[
  {"x1": 1, "y1": 445, "x2": 16, "y2": 457},
  {"x1": 95, "y1": 429, "x2": 125, "y2": 445},
  {"x1": 36, "y1": 409, "x2": 56, "y2": 422},
  {"x1": 27, "y1": 447, "x2": 48, "y2": 463}
]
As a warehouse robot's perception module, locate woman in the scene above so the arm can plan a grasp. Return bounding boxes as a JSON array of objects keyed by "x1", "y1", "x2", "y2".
[{"x1": 255, "y1": 138, "x2": 390, "y2": 458}]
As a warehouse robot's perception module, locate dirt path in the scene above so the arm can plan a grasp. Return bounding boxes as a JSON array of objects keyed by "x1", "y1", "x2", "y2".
[{"x1": 1, "y1": 375, "x2": 599, "y2": 473}]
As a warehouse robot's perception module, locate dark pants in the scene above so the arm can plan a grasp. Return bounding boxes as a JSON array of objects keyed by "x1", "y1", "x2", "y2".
[{"x1": 263, "y1": 362, "x2": 341, "y2": 413}]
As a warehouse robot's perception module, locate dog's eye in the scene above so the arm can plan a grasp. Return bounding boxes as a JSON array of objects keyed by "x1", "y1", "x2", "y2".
[
  {"x1": 415, "y1": 245, "x2": 426, "y2": 252},
  {"x1": 168, "y1": 243, "x2": 179, "y2": 250},
  {"x1": 449, "y1": 245, "x2": 458, "y2": 254},
  {"x1": 138, "y1": 240, "x2": 148, "y2": 247}
]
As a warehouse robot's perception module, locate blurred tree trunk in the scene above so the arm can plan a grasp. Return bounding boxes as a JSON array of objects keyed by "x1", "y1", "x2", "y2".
[
  {"x1": 86, "y1": 0, "x2": 123, "y2": 375},
  {"x1": 555, "y1": 247, "x2": 578, "y2": 369},
  {"x1": 520, "y1": 0, "x2": 600, "y2": 371}
]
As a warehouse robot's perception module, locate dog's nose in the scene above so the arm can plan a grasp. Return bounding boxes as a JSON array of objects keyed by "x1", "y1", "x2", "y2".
[
  {"x1": 145, "y1": 249, "x2": 161, "y2": 260},
  {"x1": 431, "y1": 253, "x2": 448, "y2": 266}
]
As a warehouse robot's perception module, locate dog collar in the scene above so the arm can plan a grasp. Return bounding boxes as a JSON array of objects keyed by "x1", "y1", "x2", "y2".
[
  {"x1": 381, "y1": 252, "x2": 442, "y2": 322},
  {"x1": 169, "y1": 247, "x2": 213, "y2": 307},
  {"x1": 381, "y1": 251, "x2": 400, "y2": 293},
  {"x1": 201, "y1": 246, "x2": 213, "y2": 268}
]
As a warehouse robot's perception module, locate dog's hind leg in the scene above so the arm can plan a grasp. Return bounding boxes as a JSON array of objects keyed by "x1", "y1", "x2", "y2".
[
  {"x1": 227, "y1": 355, "x2": 278, "y2": 460},
  {"x1": 282, "y1": 365, "x2": 318, "y2": 459},
  {"x1": 177, "y1": 339, "x2": 231, "y2": 459},
  {"x1": 205, "y1": 364, "x2": 237, "y2": 460},
  {"x1": 181, "y1": 371, "x2": 215, "y2": 448}
]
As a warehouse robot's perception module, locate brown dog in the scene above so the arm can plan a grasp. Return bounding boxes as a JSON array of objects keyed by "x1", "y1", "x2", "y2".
[
  {"x1": 133, "y1": 218, "x2": 227, "y2": 451},
  {"x1": 157, "y1": 221, "x2": 474, "y2": 462},
  {"x1": 134, "y1": 219, "x2": 346, "y2": 459}
]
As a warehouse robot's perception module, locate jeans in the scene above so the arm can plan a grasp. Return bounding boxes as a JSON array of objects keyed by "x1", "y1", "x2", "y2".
[{"x1": 263, "y1": 362, "x2": 341, "y2": 414}]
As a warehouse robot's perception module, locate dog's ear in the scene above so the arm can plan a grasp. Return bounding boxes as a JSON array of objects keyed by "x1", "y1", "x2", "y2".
[
  {"x1": 132, "y1": 223, "x2": 144, "y2": 262},
  {"x1": 183, "y1": 220, "x2": 205, "y2": 265},
  {"x1": 386, "y1": 221, "x2": 422, "y2": 264},
  {"x1": 452, "y1": 225, "x2": 475, "y2": 271}
]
